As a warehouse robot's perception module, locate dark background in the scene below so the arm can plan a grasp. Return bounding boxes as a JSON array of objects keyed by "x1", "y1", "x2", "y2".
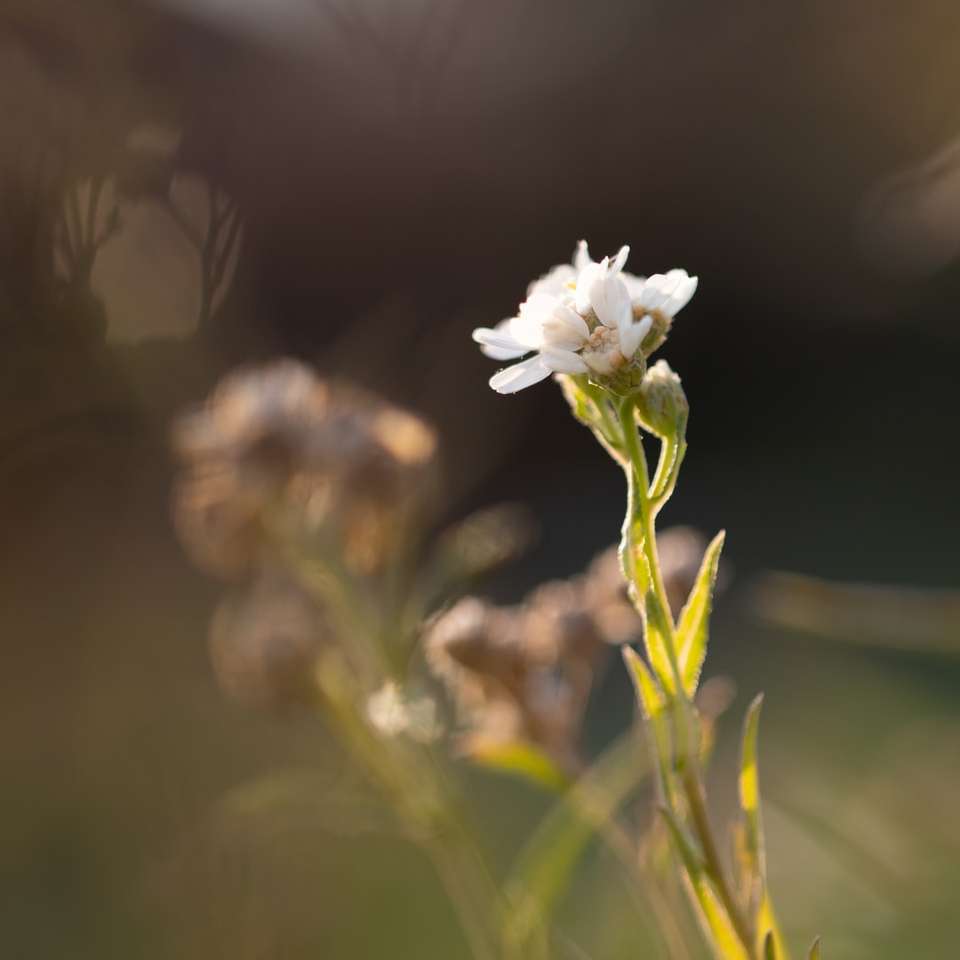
[{"x1": 2, "y1": 1, "x2": 959, "y2": 958}]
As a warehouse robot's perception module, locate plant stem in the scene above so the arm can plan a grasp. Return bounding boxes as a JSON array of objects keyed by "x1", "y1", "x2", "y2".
[
  {"x1": 681, "y1": 768, "x2": 755, "y2": 955},
  {"x1": 617, "y1": 393, "x2": 756, "y2": 959}
]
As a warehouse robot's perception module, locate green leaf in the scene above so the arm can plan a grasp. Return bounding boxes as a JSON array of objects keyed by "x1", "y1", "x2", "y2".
[
  {"x1": 622, "y1": 646, "x2": 673, "y2": 802},
  {"x1": 659, "y1": 807, "x2": 750, "y2": 960},
  {"x1": 467, "y1": 738, "x2": 571, "y2": 792},
  {"x1": 644, "y1": 590, "x2": 677, "y2": 694},
  {"x1": 808, "y1": 937, "x2": 822, "y2": 960},
  {"x1": 502, "y1": 733, "x2": 649, "y2": 952},
  {"x1": 738, "y1": 697, "x2": 790, "y2": 960},
  {"x1": 618, "y1": 514, "x2": 651, "y2": 606},
  {"x1": 622, "y1": 645, "x2": 666, "y2": 719},
  {"x1": 739, "y1": 693, "x2": 765, "y2": 892},
  {"x1": 764, "y1": 931, "x2": 777, "y2": 960},
  {"x1": 676, "y1": 530, "x2": 726, "y2": 697}
]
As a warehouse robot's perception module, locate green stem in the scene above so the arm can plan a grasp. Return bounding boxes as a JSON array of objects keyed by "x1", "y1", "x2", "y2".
[
  {"x1": 681, "y1": 768, "x2": 756, "y2": 956},
  {"x1": 616, "y1": 392, "x2": 755, "y2": 959},
  {"x1": 618, "y1": 398, "x2": 683, "y2": 695},
  {"x1": 318, "y1": 665, "x2": 504, "y2": 960}
]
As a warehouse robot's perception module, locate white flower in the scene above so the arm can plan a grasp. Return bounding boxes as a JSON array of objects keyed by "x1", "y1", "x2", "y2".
[
  {"x1": 473, "y1": 243, "x2": 697, "y2": 394},
  {"x1": 366, "y1": 681, "x2": 440, "y2": 742}
]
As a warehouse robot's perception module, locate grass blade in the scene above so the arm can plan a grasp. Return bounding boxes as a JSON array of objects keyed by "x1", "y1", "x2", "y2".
[{"x1": 502, "y1": 733, "x2": 649, "y2": 951}]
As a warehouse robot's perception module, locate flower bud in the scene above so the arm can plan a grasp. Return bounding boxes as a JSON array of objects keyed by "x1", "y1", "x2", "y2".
[{"x1": 634, "y1": 360, "x2": 688, "y2": 438}]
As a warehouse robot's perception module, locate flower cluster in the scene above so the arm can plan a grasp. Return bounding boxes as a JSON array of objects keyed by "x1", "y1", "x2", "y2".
[
  {"x1": 172, "y1": 359, "x2": 438, "y2": 578},
  {"x1": 424, "y1": 529, "x2": 711, "y2": 775},
  {"x1": 473, "y1": 241, "x2": 696, "y2": 395}
]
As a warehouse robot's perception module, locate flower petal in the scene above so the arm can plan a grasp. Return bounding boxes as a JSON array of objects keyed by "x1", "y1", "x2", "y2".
[
  {"x1": 619, "y1": 315, "x2": 652, "y2": 359},
  {"x1": 573, "y1": 239, "x2": 593, "y2": 272},
  {"x1": 594, "y1": 273, "x2": 632, "y2": 330},
  {"x1": 541, "y1": 301, "x2": 589, "y2": 348},
  {"x1": 662, "y1": 273, "x2": 698, "y2": 317},
  {"x1": 639, "y1": 269, "x2": 694, "y2": 313},
  {"x1": 472, "y1": 326, "x2": 529, "y2": 360},
  {"x1": 540, "y1": 347, "x2": 589, "y2": 374},
  {"x1": 574, "y1": 261, "x2": 602, "y2": 315},
  {"x1": 611, "y1": 245, "x2": 630, "y2": 273},
  {"x1": 527, "y1": 263, "x2": 576, "y2": 298},
  {"x1": 488, "y1": 354, "x2": 553, "y2": 394}
]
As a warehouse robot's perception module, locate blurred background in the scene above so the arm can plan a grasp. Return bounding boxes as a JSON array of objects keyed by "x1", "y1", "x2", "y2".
[{"x1": 2, "y1": 0, "x2": 959, "y2": 957}]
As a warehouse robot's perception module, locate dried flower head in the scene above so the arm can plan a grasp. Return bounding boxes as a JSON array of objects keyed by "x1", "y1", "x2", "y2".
[
  {"x1": 173, "y1": 360, "x2": 439, "y2": 578},
  {"x1": 424, "y1": 544, "x2": 632, "y2": 772}
]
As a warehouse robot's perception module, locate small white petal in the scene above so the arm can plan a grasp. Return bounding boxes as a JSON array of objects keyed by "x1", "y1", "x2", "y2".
[
  {"x1": 488, "y1": 354, "x2": 553, "y2": 394},
  {"x1": 540, "y1": 347, "x2": 588, "y2": 374},
  {"x1": 662, "y1": 274, "x2": 698, "y2": 317},
  {"x1": 509, "y1": 294, "x2": 553, "y2": 348},
  {"x1": 527, "y1": 263, "x2": 576, "y2": 298},
  {"x1": 573, "y1": 239, "x2": 593, "y2": 272},
  {"x1": 637, "y1": 274, "x2": 672, "y2": 310},
  {"x1": 472, "y1": 326, "x2": 528, "y2": 358},
  {"x1": 542, "y1": 302, "x2": 590, "y2": 347},
  {"x1": 611, "y1": 245, "x2": 630, "y2": 273},
  {"x1": 574, "y1": 262, "x2": 602, "y2": 315},
  {"x1": 619, "y1": 315, "x2": 652, "y2": 359},
  {"x1": 594, "y1": 273, "x2": 632, "y2": 330},
  {"x1": 482, "y1": 344, "x2": 526, "y2": 360}
]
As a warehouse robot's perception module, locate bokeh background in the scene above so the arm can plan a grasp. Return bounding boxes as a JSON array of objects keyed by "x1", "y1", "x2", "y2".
[{"x1": 2, "y1": 1, "x2": 959, "y2": 957}]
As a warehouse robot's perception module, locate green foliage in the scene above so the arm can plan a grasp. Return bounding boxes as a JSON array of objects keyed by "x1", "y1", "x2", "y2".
[
  {"x1": 502, "y1": 734, "x2": 649, "y2": 952},
  {"x1": 739, "y1": 694, "x2": 765, "y2": 905},
  {"x1": 808, "y1": 937, "x2": 822, "y2": 959},
  {"x1": 764, "y1": 931, "x2": 777, "y2": 959},
  {"x1": 660, "y1": 806, "x2": 751, "y2": 960},
  {"x1": 622, "y1": 647, "x2": 674, "y2": 803},
  {"x1": 468, "y1": 740, "x2": 572, "y2": 793},
  {"x1": 676, "y1": 530, "x2": 726, "y2": 697}
]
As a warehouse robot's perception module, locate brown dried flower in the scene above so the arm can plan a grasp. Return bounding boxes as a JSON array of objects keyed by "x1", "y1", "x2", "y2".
[{"x1": 173, "y1": 360, "x2": 438, "y2": 578}]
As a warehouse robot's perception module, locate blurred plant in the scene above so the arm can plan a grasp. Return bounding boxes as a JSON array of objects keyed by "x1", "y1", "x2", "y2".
[
  {"x1": 752, "y1": 570, "x2": 960, "y2": 657},
  {"x1": 173, "y1": 359, "x2": 522, "y2": 959}
]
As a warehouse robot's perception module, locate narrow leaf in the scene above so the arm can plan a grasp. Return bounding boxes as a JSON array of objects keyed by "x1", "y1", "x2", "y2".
[
  {"x1": 623, "y1": 647, "x2": 673, "y2": 802},
  {"x1": 660, "y1": 807, "x2": 750, "y2": 960},
  {"x1": 764, "y1": 931, "x2": 777, "y2": 960},
  {"x1": 466, "y1": 738, "x2": 571, "y2": 792},
  {"x1": 644, "y1": 590, "x2": 677, "y2": 693},
  {"x1": 676, "y1": 530, "x2": 726, "y2": 697},
  {"x1": 739, "y1": 697, "x2": 791, "y2": 960},
  {"x1": 739, "y1": 694, "x2": 765, "y2": 911},
  {"x1": 808, "y1": 937, "x2": 822, "y2": 960},
  {"x1": 623, "y1": 645, "x2": 666, "y2": 719},
  {"x1": 503, "y1": 733, "x2": 649, "y2": 951}
]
